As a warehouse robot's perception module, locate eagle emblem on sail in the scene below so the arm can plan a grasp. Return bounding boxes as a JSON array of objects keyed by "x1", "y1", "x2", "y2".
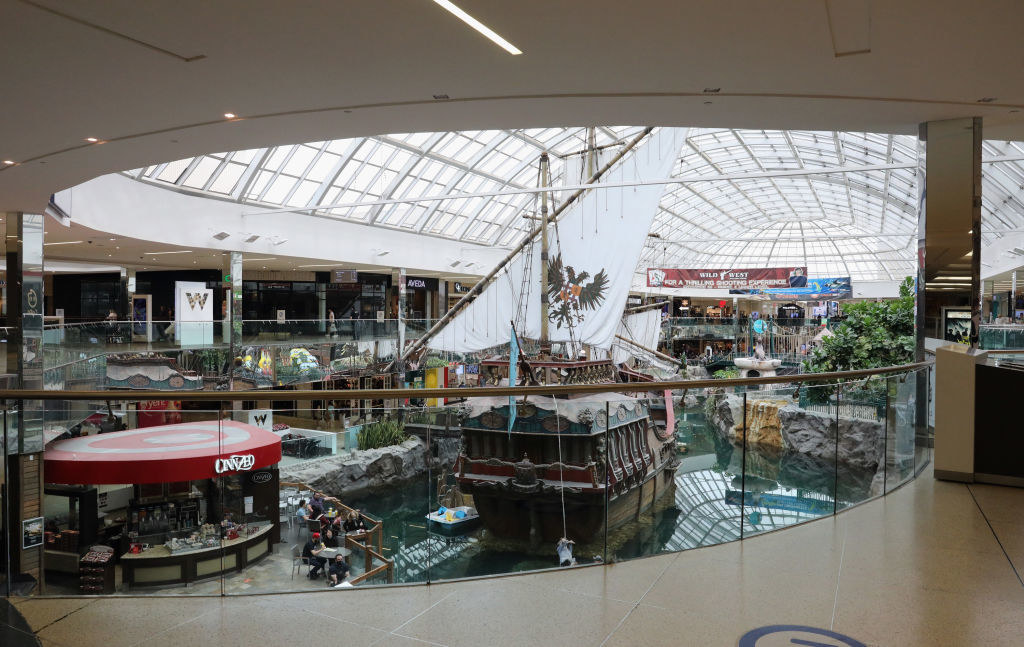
[{"x1": 546, "y1": 253, "x2": 609, "y2": 329}]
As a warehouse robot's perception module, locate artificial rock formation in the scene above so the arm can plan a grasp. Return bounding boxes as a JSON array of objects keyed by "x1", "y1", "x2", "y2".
[
  {"x1": 282, "y1": 437, "x2": 433, "y2": 499},
  {"x1": 706, "y1": 393, "x2": 885, "y2": 471}
]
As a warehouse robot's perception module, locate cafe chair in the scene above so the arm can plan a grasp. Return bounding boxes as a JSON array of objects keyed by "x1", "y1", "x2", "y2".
[
  {"x1": 293, "y1": 516, "x2": 309, "y2": 542},
  {"x1": 307, "y1": 518, "x2": 323, "y2": 535},
  {"x1": 290, "y1": 544, "x2": 310, "y2": 579}
]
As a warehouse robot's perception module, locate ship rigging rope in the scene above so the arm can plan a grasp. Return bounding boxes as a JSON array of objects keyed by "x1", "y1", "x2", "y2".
[{"x1": 553, "y1": 396, "x2": 567, "y2": 540}]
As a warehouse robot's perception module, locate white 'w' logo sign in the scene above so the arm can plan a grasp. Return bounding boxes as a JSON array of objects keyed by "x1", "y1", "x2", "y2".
[
  {"x1": 253, "y1": 414, "x2": 268, "y2": 425},
  {"x1": 186, "y1": 292, "x2": 209, "y2": 310},
  {"x1": 214, "y1": 454, "x2": 256, "y2": 474}
]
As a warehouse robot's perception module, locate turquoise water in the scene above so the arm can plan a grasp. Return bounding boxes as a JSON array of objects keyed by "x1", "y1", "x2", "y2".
[{"x1": 348, "y1": 408, "x2": 877, "y2": 583}]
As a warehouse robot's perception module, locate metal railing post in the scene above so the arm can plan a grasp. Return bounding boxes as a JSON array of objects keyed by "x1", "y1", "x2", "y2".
[{"x1": 740, "y1": 392, "x2": 747, "y2": 539}]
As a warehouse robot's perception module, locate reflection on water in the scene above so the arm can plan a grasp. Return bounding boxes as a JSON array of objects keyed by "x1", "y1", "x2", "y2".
[{"x1": 349, "y1": 407, "x2": 879, "y2": 583}]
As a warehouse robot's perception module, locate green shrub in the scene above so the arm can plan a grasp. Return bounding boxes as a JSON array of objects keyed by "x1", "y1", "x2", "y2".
[
  {"x1": 424, "y1": 356, "x2": 448, "y2": 369},
  {"x1": 803, "y1": 276, "x2": 915, "y2": 374},
  {"x1": 357, "y1": 418, "x2": 408, "y2": 450},
  {"x1": 713, "y1": 368, "x2": 739, "y2": 380}
]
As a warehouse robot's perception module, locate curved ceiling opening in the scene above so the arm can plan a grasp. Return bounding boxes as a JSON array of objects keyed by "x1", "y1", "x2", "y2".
[{"x1": 108, "y1": 126, "x2": 1024, "y2": 285}]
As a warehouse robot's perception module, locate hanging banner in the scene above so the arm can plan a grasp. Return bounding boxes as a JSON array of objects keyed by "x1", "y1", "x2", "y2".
[
  {"x1": 428, "y1": 128, "x2": 687, "y2": 352},
  {"x1": 508, "y1": 325, "x2": 519, "y2": 435},
  {"x1": 730, "y1": 277, "x2": 853, "y2": 300},
  {"x1": 647, "y1": 267, "x2": 808, "y2": 290}
]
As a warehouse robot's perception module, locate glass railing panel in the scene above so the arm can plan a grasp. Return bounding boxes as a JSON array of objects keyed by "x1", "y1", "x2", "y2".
[
  {"x1": 740, "y1": 380, "x2": 838, "y2": 538},
  {"x1": 885, "y1": 372, "x2": 917, "y2": 492},
  {"x1": 600, "y1": 386, "x2": 738, "y2": 563},
  {"x1": 916, "y1": 366, "x2": 933, "y2": 476},
  {"x1": 420, "y1": 395, "x2": 613, "y2": 580},
  {"x1": 14, "y1": 363, "x2": 934, "y2": 598},
  {"x1": 834, "y1": 376, "x2": 888, "y2": 511},
  {"x1": 979, "y1": 324, "x2": 1024, "y2": 350}
]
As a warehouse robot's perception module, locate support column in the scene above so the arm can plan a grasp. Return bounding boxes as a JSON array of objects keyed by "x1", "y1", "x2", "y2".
[
  {"x1": 226, "y1": 252, "x2": 242, "y2": 391},
  {"x1": 1012, "y1": 271, "x2": 1018, "y2": 319},
  {"x1": 4, "y1": 212, "x2": 46, "y2": 593},
  {"x1": 918, "y1": 118, "x2": 983, "y2": 480},
  {"x1": 397, "y1": 268, "x2": 407, "y2": 382},
  {"x1": 916, "y1": 117, "x2": 982, "y2": 354}
]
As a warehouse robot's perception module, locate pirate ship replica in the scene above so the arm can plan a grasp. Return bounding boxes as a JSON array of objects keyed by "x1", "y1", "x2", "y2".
[{"x1": 401, "y1": 128, "x2": 685, "y2": 545}]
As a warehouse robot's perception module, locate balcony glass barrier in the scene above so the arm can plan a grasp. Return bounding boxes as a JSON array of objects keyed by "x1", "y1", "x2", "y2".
[
  {"x1": 979, "y1": 323, "x2": 1024, "y2": 350},
  {"x1": 1, "y1": 362, "x2": 930, "y2": 598}
]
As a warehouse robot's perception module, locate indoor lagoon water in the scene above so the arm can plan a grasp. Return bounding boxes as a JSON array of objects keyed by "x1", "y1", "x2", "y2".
[{"x1": 347, "y1": 407, "x2": 887, "y2": 584}]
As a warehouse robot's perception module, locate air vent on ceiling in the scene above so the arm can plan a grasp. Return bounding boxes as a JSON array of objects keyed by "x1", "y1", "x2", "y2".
[{"x1": 212, "y1": 231, "x2": 230, "y2": 240}]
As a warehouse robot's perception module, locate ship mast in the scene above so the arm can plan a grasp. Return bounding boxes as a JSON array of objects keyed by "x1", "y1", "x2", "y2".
[{"x1": 539, "y1": 152, "x2": 551, "y2": 353}]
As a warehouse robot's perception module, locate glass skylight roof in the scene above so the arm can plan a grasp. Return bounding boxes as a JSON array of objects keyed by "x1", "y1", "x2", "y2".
[{"x1": 125, "y1": 128, "x2": 1024, "y2": 283}]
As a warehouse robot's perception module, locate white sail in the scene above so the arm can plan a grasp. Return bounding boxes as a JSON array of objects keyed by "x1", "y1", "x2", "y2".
[
  {"x1": 611, "y1": 309, "x2": 663, "y2": 365},
  {"x1": 428, "y1": 127, "x2": 686, "y2": 353}
]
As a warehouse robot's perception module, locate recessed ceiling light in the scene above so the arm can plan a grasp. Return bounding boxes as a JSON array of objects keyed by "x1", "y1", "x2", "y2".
[
  {"x1": 109, "y1": 237, "x2": 116, "y2": 241},
  {"x1": 43, "y1": 240, "x2": 84, "y2": 246},
  {"x1": 85, "y1": 137, "x2": 99, "y2": 143},
  {"x1": 430, "y1": 0, "x2": 522, "y2": 55},
  {"x1": 2, "y1": 160, "x2": 15, "y2": 165},
  {"x1": 224, "y1": 112, "x2": 236, "y2": 119}
]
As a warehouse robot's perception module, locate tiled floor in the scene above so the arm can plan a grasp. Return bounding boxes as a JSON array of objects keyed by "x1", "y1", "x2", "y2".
[{"x1": 8, "y1": 466, "x2": 1024, "y2": 647}]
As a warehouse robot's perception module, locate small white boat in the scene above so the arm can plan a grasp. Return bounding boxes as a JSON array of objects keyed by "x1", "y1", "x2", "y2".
[{"x1": 425, "y1": 506, "x2": 481, "y2": 534}]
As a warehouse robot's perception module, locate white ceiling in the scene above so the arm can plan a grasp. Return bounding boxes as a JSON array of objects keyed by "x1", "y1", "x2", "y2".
[{"x1": 2, "y1": 0, "x2": 1024, "y2": 213}]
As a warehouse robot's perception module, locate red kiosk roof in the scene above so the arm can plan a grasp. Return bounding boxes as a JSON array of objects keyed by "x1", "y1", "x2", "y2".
[{"x1": 45, "y1": 421, "x2": 282, "y2": 485}]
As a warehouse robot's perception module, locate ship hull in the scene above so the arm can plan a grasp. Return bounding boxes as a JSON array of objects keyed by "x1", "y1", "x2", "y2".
[{"x1": 461, "y1": 462, "x2": 677, "y2": 545}]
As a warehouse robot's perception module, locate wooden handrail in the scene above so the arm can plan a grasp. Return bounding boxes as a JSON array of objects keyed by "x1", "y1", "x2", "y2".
[{"x1": 0, "y1": 361, "x2": 932, "y2": 402}]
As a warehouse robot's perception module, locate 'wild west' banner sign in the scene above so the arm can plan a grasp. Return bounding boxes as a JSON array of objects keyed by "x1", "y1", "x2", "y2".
[{"x1": 646, "y1": 267, "x2": 808, "y2": 290}]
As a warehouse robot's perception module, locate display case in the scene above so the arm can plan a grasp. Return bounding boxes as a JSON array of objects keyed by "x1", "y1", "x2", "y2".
[{"x1": 120, "y1": 521, "x2": 274, "y2": 587}]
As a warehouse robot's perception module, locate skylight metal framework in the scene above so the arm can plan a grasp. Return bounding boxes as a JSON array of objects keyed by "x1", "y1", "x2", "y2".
[{"x1": 126, "y1": 128, "x2": 1024, "y2": 283}]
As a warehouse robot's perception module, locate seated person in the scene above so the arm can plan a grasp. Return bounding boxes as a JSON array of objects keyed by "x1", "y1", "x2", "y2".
[
  {"x1": 295, "y1": 500, "x2": 311, "y2": 522},
  {"x1": 328, "y1": 553, "x2": 350, "y2": 587},
  {"x1": 322, "y1": 528, "x2": 339, "y2": 549},
  {"x1": 556, "y1": 537, "x2": 576, "y2": 567},
  {"x1": 309, "y1": 492, "x2": 325, "y2": 518},
  {"x1": 302, "y1": 532, "x2": 327, "y2": 578},
  {"x1": 342, "y1": 510, "x2": 368, "y2": 534}
]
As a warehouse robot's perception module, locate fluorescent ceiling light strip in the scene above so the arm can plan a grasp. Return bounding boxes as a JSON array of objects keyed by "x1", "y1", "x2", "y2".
[
  {"x1": 44, "y1": 240, "x2": 85, "y2": 245},
  {"x1": 144, "y1": 250, "x2": 193, "y2": 255},
  {"x1": 431, "y1": 0, "x2": 522, "y2": 55},
  {"x1": 243, "y1": 257, "x2": 277, "y2": 262}
]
